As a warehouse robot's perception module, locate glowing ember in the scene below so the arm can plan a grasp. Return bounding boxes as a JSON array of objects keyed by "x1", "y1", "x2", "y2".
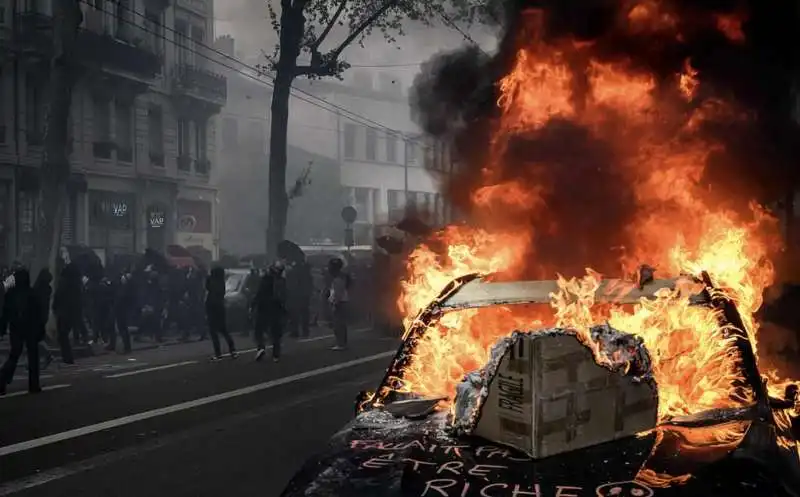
[{"x1": 397, "y1": 6, "x2": 798, "y2": 427}]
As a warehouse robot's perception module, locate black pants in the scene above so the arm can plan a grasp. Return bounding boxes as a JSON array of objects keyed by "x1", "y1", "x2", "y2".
[
  {"x1": 288, "y1": 303, "x2": 310, "y2": 338},
  {"x1": 333, "y1": 303, "x2": 348, "y2": 347},
  {"x1": 111, "y1": 311, "x2": 132, "y2": 352},
  {"x1": 1, "y1": 332, "x2": 40, "y2": 392},
  {"x1": 56, "y1": 314, "x2": 80, "y2": 364},
  {"x1": 140, "y1": 311, "x2": 163, "y2": 342},
  {"x1": 256, "y1": 314, "x2": 284, "y2": 358},
  {"x1": 207, "y1": 306, "x2": 235, "y2": 357}
]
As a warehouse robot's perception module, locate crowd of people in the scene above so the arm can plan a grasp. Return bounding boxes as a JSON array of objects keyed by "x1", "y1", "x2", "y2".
[{"x1": 0, "y1": 253, "x2": 355, "y2": 395}]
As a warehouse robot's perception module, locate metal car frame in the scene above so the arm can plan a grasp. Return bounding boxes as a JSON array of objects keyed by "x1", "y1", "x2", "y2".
[{"x1": 355, "y1": 271, "x2": 800, "y2": 487}]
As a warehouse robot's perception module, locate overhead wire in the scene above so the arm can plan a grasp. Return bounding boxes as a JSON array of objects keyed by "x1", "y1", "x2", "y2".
[{"x1": 81, "y1": 0, "x2": 433, "y2": 145}]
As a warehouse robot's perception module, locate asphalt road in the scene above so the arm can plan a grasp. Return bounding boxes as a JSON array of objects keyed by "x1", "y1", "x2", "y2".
[{"x1": 0, "y1": 328, "x2": 399, "y2": 496}]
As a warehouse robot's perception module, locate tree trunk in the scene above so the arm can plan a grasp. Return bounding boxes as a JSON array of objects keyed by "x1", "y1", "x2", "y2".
[
  {"x1": 32, "y1": 0, "x2": 81, "y2": 277},
  {"x1": 266, "y1": 72, "x2": 293, "y2": 259}
]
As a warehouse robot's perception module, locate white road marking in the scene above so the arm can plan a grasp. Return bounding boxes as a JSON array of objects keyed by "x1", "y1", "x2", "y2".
[
  {"x1": 237, "y1": 333, "x2": 336, "y2": 354},
  {"x1": 103, "y1": 361, "x2": 198, "y2": 378},
  {"x1": 0, "y1": 374, "x2": 379, "y2": 495},
  {"x1": 1, "y1": 384, "x2": 71, "y2": 399},
  {"x1": 0, "y1": 350, "x2": 394, "y2": 457}
]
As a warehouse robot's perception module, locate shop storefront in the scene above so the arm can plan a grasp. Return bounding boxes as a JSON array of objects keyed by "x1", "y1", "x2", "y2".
[
  {"x1": 146, "y1": 203, "x2": 168, "y2": 251},
  {"x1": 16, "y1": 170, "x2": 82, "y2": 265},
  {"x1": 88, "y1": 190, "x2": 136, "y2": 264},
  {"x1": 176, "y1": 198, "x2": 214, "y2": 262}
]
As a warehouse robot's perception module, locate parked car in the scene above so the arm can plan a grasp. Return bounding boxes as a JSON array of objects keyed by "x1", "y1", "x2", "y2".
[
  {"x1": 281, "y1": 273, "x2": 800, "y2": 497},
  {"x1": 224, "y1": 268, "x2": 260, "y2": 333}
]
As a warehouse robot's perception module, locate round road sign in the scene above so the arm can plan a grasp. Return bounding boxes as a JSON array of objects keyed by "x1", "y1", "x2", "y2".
[{"x1": 341, "y1": 206, "x2": 357, "y2": 224}]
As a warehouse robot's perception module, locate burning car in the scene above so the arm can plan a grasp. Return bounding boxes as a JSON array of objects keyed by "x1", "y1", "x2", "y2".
[{"x1": 281, "y1": 271, "x2": 800, "y2": 496}]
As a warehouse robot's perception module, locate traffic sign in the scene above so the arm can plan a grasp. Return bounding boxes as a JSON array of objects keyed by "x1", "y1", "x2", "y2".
[{"x1": 341, "y1": 206, "x2": 357, "y2": 224}]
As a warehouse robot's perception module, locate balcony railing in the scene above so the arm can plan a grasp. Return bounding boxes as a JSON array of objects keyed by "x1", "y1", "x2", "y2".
[
  {"x1": 173, "y1": 64, "x2": 227, "y2": 106},
  {"x1": 15, "y1": 11, "x2": 161, "y2": 78}
]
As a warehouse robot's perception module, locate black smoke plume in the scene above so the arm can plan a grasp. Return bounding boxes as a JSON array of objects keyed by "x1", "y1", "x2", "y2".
[{"x1": 409, "y1": 0, "x2": 800, "y2": 277}]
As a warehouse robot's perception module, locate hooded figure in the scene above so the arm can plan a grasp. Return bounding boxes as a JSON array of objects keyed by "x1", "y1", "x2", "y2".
[
  {"x1": 0, "y1": 268, "x2": 42, "y2": 394},
  {"x1": 252, "y1": 261, "x2": 287, "y2": 362},
  {"x1": 205, "y1": 267, "x2": 237, "y2": 360}
]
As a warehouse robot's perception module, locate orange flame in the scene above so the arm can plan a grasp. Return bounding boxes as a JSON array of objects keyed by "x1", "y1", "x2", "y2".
[{"x1": 397, "y1": 8, "x2": 796, "y2": 429}]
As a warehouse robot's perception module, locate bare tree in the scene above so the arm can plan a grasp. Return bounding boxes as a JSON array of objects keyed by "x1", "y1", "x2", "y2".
[
  {"x1": 260, "y1": 0, "x2": 487, "y2": 258},
  {"x1": 32, "y1": 0, "x2": 83, "y2": 277}
]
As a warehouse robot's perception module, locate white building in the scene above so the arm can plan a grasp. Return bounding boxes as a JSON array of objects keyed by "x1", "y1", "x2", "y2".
[
  {"x1": 213, "y1": 36, "x2": 449, "y2": 255},
  {"x1": 0, "y1": 0, "x2": 226, "y2": 266}
]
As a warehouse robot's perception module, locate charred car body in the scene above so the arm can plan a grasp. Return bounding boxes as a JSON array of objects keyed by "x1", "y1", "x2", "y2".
[{"x1": 281, "y1": 272, "x2": 800, "y2": 496}]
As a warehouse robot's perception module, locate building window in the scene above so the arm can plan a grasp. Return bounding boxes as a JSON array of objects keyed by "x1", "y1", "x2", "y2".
[
  {"x1": 92, "y1": 95, "x2": 112, "y2": 158},
  {"x1": 115, "y1": 0, "x2": 132, "y2": 41},
  {"x1": 144, "y1": 9, "x2": 163, "y2": 55},
  {"x1": 385, "y1": 134, "x2": 397, "y2": 163},
  {"x1": 194, "y1": 120, "x2": 208, "y2": 174},
  {"x1": 115, "y1": 100, "x2": 133, "y2": 163},
  {"x1": 25, "y1": 75, "x2": 44, "y2": 145},
  {"x1": 222, "y1": 117, "x2": 238, "y2": 149},
  {"x1": 177, "y1": 119, "x2": 191, "y2": 170},
  {"x1": 354, "y1": 187, "x2": 370, "y2": 222},
  {"x1": 0, "y1": 69, "x2": 5, "y2": 144},
  {"x1": 406, "y1": 141, "x2": 417, "y2": 165},
  {"x1": 175, "y1": 20, "x2": 189, "y2": 66},
  {"x1": 250, "y1": 120, "x2": 264, "y2": 154},
  {"x1": 365, "y1": 127, "x2": 377, "y2": 161},
  {"x1": 343, "y1": 122, "x2": 356, "y2": 159},
  {"x1": 148, "y1": 106, "x2": 164, "y2": 166}
]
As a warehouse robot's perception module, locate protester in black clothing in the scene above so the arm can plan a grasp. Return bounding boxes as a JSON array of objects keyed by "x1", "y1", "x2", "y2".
[
  {"x1": 0, "y1": 268, "x2": 42, "y2": 395},
  {"x1": 53, "y1": 263, "x2": 84, "y2": 364},
  {"x1": 286, "y1": 260, "x2": 312, "y2": 338},
  {"x1": 140, "y1": 268, "x2": 164, "y2": 343},
  {"x1": 327, "y1": 258, "x2": 350, "y2": 351},
  {"x1": 111, "y1": 268, "x2": 134, "y2": 353},
  {"x1": 32, "y1": 269, "x2": 54, "y2": 369},
  {"x1": 252, "y1": 261, "x2": 286, "y2": 362},
  {"x1": 206, "y1": 267, "x2": 237, "y2": 360},
  {"x1": 92, "y1": 277, "x2": 115, "y2": 350}
]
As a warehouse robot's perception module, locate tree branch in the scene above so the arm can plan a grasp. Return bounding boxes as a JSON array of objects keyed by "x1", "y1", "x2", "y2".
[
  {"x1": 308, "y1": 0, "x2": 348, "y2": 52},
  {"x1": 328, "y1": 0, "x2": 398, "y2": 60}
]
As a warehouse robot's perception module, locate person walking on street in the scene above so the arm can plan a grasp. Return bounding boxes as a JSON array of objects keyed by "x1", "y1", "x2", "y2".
[
  {"x1": 206, "y1": 267, "x2": 237, "y2": 360},
  {"x1": 286, "y1": 260, "x2": 312, "y2": 339},
  {"x1": 53, "y1": 263, "x2": 83, "y2": 365},
  {"x1": 32, "y1": 269, "x2": 54, "y2": 370},
  {"x1": 140, "y1": 268, "x2": 164, "y2": 343},
  {"x1": 252, "y1": 261, "x2": 286, "y2": 362},
  {"x1": 328, "y1": 258, "x2": 350, "y2": 351},
  {"x1": 111, "y1": 268, "x2": 134, "y2": 354},
  {"x1": 0, "y1": 268, "x2": 42, "y2": 395}
]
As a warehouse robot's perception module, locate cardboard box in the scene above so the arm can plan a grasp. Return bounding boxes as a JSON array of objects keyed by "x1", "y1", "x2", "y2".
[{"x1": 473, "y1": 332, "x2": 658, "y2": 458}]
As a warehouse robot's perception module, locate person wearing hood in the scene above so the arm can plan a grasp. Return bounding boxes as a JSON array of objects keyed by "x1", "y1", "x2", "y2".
[
  {"x1": 205, "y1": 267, "x2": 237, "y2": 360},
  {"x1": 0, "y1": 268, "x2": 42, "y2": 394},
  {"x1": 32, "y1": 269, "x2": 54, "y2": 370},
  {"x1": 252, "y1": 261, "x2": 287, "y2": 362}
]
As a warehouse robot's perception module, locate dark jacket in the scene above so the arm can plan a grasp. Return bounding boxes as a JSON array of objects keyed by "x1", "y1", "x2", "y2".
[
  {"x1": 253, "y1": 269, "x2": 286, "y2": 316},
  {"x1": 33, "y1": 269, "x2": 53, "y2": 341},
  {"x1": 0, "y1": 269, "x2": 41, "y2": 338},
  {"x1": 205, "y1": 267, "x2": 226, "y2": 310},
  {"x1": 115, "y1": 273, "x2": 136, "y2": 314},
  {"x1": 53, "y1": 263, "x2": 83, "y2": 318}
]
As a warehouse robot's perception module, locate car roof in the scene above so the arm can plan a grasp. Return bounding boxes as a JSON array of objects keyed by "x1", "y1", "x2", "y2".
[
  {"x1": 226, "y1": 269, "x2": 251, "y2": 275},
  {"x1": 438, "y1": 277, "x2": 678, "y2": 311}
]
